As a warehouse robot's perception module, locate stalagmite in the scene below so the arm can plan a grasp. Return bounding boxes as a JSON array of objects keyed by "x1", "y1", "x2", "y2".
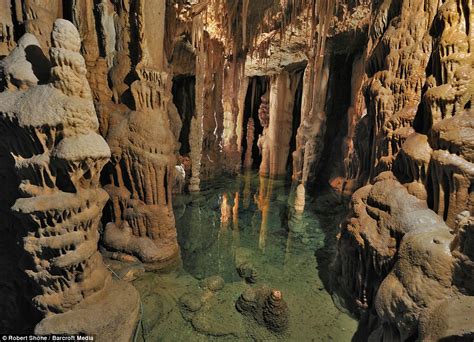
[
  {"x1": 244, "y1": 118, "x2": 255, "y2": 169},
  {"x1": 294, "y1": 183, "x2": 305, "y2": 213},
  {"x1": 0, "y1": 19, "x2": 139, "y2": 339},
  {"x1": 293, "y1": 57, "x2": 332, "y2": 184},
  {"x1": 98, "y1": 0, "x2": 182, "y2": 270},
  {"x1": 259, "y1": 71, "x2": 300, "y2": 177},
  {"x1": 103, "y1": 67, "x2": 180, "y2": 269}
]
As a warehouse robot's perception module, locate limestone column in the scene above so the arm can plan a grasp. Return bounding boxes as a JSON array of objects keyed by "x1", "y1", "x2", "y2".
[{"x1": 259, "y1": 70, "x2": 300, "y2": 177}]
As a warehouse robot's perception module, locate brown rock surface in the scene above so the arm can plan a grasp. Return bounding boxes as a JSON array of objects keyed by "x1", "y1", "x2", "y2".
[
  {"x1": 334, "y1": 0, "x2": 474, "y2": 339},
  {"x1": 103, "y1": 67, "x2": 180, "y2": 269},
  {"x1": 0, "y1": 19, "x2": 138, "y2": 337}
]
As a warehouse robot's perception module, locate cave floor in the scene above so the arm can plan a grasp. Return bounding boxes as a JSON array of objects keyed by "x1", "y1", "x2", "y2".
[{"x1": 133, "y1": 171, "x2": 357, "y2": 341}]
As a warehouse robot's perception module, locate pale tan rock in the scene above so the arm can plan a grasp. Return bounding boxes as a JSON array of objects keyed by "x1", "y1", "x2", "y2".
[
  {"x1": 0, "y1": 0, "x2": 15, "y2": 55},
  {"x1": 293, "y1": 59, "x2": 331, "y2": 184},
  {"x1": 294, "y1": 183, "x2": 305, "y2": 214},
  {"x1": 21, "y1": 0, "x2": 61, "y2": 54},
  {"x1": 0, "y1": 33, "x2": 50, "y2": 90},
  {"x1": 104, "y1": 67, "x2": 180, "y2": 269},
  {"x1": 333, "y1": 173, "x2": 455, "y2": 340},
  {"x1": 35, "y1": 280, "x2": 139, "y2": 342},
  {"x1": 259, "y1": 71, "x2": 302, "y2": 177},
  {"x1": 418, "y1": 295, "x2": 474, "y2": 341},
  {"x1": 375, "y1": 227, "x2": 455, "y2": 340},
  {"x1": 0, "y1": 19, "x2": 138, "y2": 338}
]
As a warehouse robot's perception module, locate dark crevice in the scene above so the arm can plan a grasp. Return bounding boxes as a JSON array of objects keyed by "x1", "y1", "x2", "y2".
[
  {"x1": 24, "y1": 45, "x2": 51, "y2": 84},
  {"x1": 10, "y1": 0, "x2": 24, "y2": 42},
  {"x1": 286, "y1": 68, "x2": 304, "y2": 179},
  {"x1": 241, "y1": 76, "x2": 268, "y2": 169},
  {"x1": 443, "y1": 172, "x2": 450, "y2": 221},
  {"x1": 62, "y1": 0, "x2": 74, "y2": 22},
  {"x1": 315, "y1": 53, "x2": 355, "y2": 186},
  {"x1": 172, "y1": 75, "x2": 196, "y2": 155}
]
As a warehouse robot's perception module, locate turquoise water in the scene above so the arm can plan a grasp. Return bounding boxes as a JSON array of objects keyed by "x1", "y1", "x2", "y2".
[{"x1": 133, "y1": 172, "x2": 357, "y2": 341}]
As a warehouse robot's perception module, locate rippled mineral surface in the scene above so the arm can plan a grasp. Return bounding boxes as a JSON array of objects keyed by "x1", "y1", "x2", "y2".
[{"x1": 133, "y1": 171, "x2": 357, "y2": 341}]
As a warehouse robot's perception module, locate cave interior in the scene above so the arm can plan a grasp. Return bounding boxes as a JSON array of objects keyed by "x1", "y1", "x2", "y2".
[{"x1": 0, "y1": 0, "x2": 473, "y2": 341}]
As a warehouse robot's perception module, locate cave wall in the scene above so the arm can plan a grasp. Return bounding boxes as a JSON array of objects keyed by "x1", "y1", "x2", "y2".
[{"x1": 333, "y1": 0, "x2": 474, "y2": 340}]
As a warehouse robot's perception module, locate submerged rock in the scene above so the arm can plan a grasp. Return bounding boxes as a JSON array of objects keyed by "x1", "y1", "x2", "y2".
[
  {"x1": 200, "y1": 275, "x2": 225, "y2": 292},
  {"x1": 236, "y1": 285, "x2": 289, "y2": 333},
  {"x1": 263, "y1": 290, "x2": 289, "y2": 333},
  {"x1": 179, "y1": 292, "x2": 202, "y2": 313},
  {"x1": 236, "y1": 287, "x2": 261, "y2": 317},
  {"x1": 237, "y1": 262, "x2": 258, "y2": 283}
]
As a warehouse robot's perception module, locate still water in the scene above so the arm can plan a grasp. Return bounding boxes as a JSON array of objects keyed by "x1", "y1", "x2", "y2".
[{"x1": 133, "y1": 171, "x2": 357, "y2": 341}]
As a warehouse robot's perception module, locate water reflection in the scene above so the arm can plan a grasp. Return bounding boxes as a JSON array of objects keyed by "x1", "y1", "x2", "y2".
[
  {"x1": 219, "y1": 193, "x2": 232, "y2": 229},
  {"x1": 232, "y1": 192, "x2": 240, "y2": 245},
  {"x1": 174, "y1": 171, "x2": 317, "y2": 281},
  {"x1": 137, "y1": 171, "x2": 357, "y2": 341},
  {"x1": 255, "y1": 176, "x2": 273, "y2": 251}
]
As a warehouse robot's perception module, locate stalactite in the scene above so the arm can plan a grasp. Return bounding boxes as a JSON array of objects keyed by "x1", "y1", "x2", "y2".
[{"x1": 242, "y1": 0, "x2": 249, "y2": 48}]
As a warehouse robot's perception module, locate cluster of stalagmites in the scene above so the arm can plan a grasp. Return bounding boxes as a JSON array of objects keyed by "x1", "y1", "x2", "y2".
[
  {"x1": 334, "y1": 0, "x2": 474, "y2": 340},
  {"x1": 0, "y1": 0, "x2": 186, "y2": 334},
  {"x1": 234, "y1": 260, "x2": 289, "y2": 334},
  {"x1": 0, "y1": 19, "x2": 139, "y2": 339},
  {"x1": 236, "y1": 286, "x2": 289, "y2": 333}
]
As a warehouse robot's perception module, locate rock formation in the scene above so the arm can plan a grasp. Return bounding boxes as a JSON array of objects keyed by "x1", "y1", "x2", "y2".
[
  {"x1": 0, "y1": 0, "x2": 473, "y2": 340},
  {"x1": 243, "y1": 118, "x2": 255, "y2": 169},
  {"x1": 0, "y1": 19, "x2": 138, "y2": 339},
  {"x1": 259, "y1": 72, "x2": 302, "y2": 177},
  {"x1": 0, "y1": 33, "x2": 50, "y2": 90},
  {"x1": 103, "y1": 66, "x2": 180, "y2": 269},
  {"x1": 0, "y1": 0, "x2": 15, "y2": 56},
  {"x1": 332, "y1": 0, "x2": 474, "y2": 340},
  {"x1": 294, "y1": 183, "x2": 305, "y2": 214},
  {"x1": 236, "y1": 286, "x2": 289, "y2": 333},
  {"x1": 87, "y1": 0, "x2": 183, "y2": 269}
]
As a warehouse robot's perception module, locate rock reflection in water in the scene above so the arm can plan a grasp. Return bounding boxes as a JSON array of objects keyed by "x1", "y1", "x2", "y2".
[{"x1": 134, "y1": 172, "x2": 357, "y2": 341}]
